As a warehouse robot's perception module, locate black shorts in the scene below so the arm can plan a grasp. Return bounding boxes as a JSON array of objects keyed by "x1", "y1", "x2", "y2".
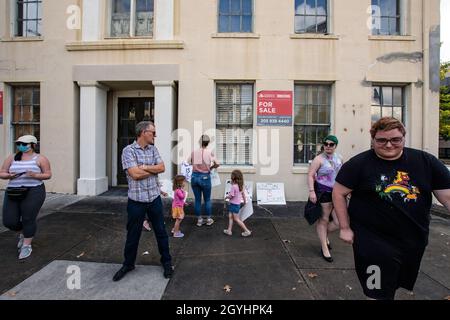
[
  {"x1": 352, "y1": 226, "x2": 425, "y2": 300},
  {"x1": 318, "y1": 191, "x2": 332, "y2": 204}
]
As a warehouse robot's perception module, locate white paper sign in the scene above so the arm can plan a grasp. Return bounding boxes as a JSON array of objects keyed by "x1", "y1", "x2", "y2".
[
  {"x1": 239, "y1": 191, "x2": 253, "y2": 222},
  {"x1": 180, "y1": 161, "x2": 193, "y2": 182},
  {"x1": 210, "y1": 169, "x2": 221, "y2": 187},
  {"x1": 256, "y1": 182, "x2": 286, "y2": 205}
]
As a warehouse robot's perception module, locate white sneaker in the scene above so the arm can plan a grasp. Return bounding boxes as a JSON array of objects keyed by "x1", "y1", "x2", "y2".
[
  {"x1": 19, "y1": 245, "x2": 32, "y2": 260},
  {"x1": 196, "y1": 218, "x2": 204, "y2": 227},
  {"x1": 173, "y1": 231, "x2": 185, "y2": 238},
  {"x1": 223, "y1": 229, "x2": 232, "y2": 236},
  {"x1": 206, "y1": 218, "x2": 214, "y2": 226},
  {"x1": 17, "y1": 234, "x2": 24, "y2": 250},
  {"x1": 241, "y1": 230, "x2": 252, "y2": 237}
]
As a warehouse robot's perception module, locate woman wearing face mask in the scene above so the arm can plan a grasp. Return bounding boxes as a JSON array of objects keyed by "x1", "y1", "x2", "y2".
[
  {"x1": 307, "y1": 135, "x2": 343, "y2": 263},
  {"x1": 0, "y1": 135, "x2": 52, "y2": 259}
]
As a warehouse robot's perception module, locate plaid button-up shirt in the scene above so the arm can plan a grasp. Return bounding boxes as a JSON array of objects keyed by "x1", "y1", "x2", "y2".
[{"x1": 122, "y1": 141, "x2": 163, "y2": 203}]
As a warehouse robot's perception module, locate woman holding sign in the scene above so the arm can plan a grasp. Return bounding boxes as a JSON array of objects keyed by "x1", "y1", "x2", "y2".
[
  {"x1": 307, "y1": 135, "x2": 343, "y2": 263},
  {"x1": 188, "y1": 135, "x2": 220, "y2": 227}
]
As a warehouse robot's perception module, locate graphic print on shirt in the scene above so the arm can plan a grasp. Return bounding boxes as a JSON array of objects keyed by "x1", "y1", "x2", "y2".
[{"x1": 375, "y1": 171, "x2": 420, "y2": 203}]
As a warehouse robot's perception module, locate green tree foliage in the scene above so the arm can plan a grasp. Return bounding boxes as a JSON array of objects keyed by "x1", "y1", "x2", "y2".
[{"x1": 440, "y1": 62, "x2": 450, "y2": 140}]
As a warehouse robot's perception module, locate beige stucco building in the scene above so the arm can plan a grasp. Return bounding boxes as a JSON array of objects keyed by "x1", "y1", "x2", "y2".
[{"x1": 0, "y1": 0, "x2": 442, "y2": 200}]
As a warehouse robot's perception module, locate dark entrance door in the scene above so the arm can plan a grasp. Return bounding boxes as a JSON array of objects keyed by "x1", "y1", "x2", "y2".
[{"x1": 117, "y1": 97, "x2": 154, "y2": 185}]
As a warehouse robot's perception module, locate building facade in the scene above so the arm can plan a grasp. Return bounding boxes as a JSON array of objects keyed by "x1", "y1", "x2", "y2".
[{"x1": 0, "y1": 0, "x2": 441, "y2": 200}]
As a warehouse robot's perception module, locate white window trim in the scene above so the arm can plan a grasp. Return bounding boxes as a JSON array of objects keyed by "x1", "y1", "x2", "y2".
[
  {"x1": 370, "y1": 0, "x2": 408, "y2": 37},
  {"x1": 294, "y1": 0, "x2": 332, "y2": 35},
  {"x1": 106, "y1": 0, "x2": 154, "y2": 39},
  {"x1": 217, "y1": 0, "x2": 255, "y2": 34},
  {"x1": 9, "y1": 0, "x2": 43, "y2": 39},
  {"x1": 214, "y1": 81, "x2": 255, "y2": 166},
  {"x1": 370, "y1": 83, "x2": 410, "y2": 146},
  {"x1": 292, "y1": 82, "x2": 334, "y2": 166}
]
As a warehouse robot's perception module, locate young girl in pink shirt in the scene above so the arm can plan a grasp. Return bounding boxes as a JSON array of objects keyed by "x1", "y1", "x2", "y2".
[
  {"x1": 172, "y1": 175, "x2": 187, "y2": 238},
  {"x1": 224, "y1": 170, "x2": 252, "y2": 237}
]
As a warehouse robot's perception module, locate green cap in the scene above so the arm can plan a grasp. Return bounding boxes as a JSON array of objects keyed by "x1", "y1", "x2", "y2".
[{"x1": 323, "y1": 135, "x2": 338, "y2": 145}]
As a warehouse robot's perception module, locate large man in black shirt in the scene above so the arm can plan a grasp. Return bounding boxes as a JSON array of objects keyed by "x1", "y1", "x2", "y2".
[{"x1": 333, "y1": 117, "x2": 450, "y2": 300}]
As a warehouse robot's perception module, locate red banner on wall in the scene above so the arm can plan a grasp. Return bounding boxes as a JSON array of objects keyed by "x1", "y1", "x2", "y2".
[
  {"x1": 0, "y1": 91, "x2": 3, "y2": 125},
  {"x1": 257, "y1": 90, "x2": 293, "y2": 126}
]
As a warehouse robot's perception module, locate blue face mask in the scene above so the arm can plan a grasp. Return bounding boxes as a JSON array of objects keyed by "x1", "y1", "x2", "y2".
[{"x1": 17, "y1": 145, "x2": 31, "y2": 153}]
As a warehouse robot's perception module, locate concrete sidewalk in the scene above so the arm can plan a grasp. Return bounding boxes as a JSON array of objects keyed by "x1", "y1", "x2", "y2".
[{"x1": 0, "y1": 192, "x2": 449, "y2": 300}]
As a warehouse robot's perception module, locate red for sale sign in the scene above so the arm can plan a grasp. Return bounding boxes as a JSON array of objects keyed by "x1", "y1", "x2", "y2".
[
  {"x1": 0, "y1": 91, "x2": 3, "y2": 125},
  {"x1": 257, "y1": 90, "x2": 293, "y2": 126}
]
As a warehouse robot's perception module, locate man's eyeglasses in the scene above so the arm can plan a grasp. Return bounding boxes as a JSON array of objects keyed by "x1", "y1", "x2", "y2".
[
  {"x1": 145, "y1": 130, "x2": 156, "y2": 135},
  {"x1": 15, "y1": 142, "x2": 29, "y2": 147},
  {"x1": 323, "y1": 142, "x2": 336, "y2": 147},
  {"x1": 373, "y1": 137, "x2": 404, "y2": 145}
]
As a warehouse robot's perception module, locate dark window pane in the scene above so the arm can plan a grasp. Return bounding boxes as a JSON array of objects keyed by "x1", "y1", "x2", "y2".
[
  {"x1": 305, "y1": 16, "x2": 316, "y2": 32},
  {"x1": 393, "y1": 107, "x2": 402, "y2": 120},
  {"x1": 380, "y1": 17, "x2": 389, "y2": 35},
  {"x1": 318, "y1": 86, "x2": 329, "y2": 105},
  {"x1": 136, "y1": 0, "x2": 153, "y2": 12},
  {"x1": 317, "y1": 0, "x2": 327, "y2": 14},
  {"x1": 219, "y1": 15, "x2": 229, "y2": 32},
  {"x1": 27, "y1": 2, "x2": 37, "y2": 20},
  {"x1": 242, "y1": 0, "x2": 252, "y2": 15},
  {"x1": 317, "y1": 16, "x2": 327, "y2": 33},
  {"x1": 295, "y1": 15, "x2": 305, "y2": 33},
  {"x1": 380, "y1": 0, "x2": 397, "y2": 16},
  {"x1": 20, "y1": 88, "x2": 32, "y2": 105},
  {"x1": 28, "y1": 20, "x2": 39, "y2": 36},
  {"x1": 242, "y1": 15, "x2": 252, "y2": 32},
  {"x1": 33, "y1": 106, "x2": 40, "y2": 122},
  {"x1": 231, "y1": 0, "x2": 241, "y2": 14},
  {"x1": 389, "y1": 17, "x2": 398, "y2": 35},
  {"x1": 33, "y1": 88, "x2": 40, "y2": 105},
  {"x1": 380, "y1": 0, "x2": 390, "y2": 15},
  {"x1": 295, "y1": 0, "x2": 305, "y2": 15},
  {"x1": 382, "y1": 87, "x2": 393, "y2": 105},
  {"x1": 372, "y1": 87, "x2": 381, "y2": 105},
  {"x1": 310, "y1": 86, "x2": 318, "y2": 105},
  {"x1": 371, "y1": 106, "x2": 381, "y2": 123},
  {"x1": 219, "y1": 0, "x2": 230, "y2": 14},
  {"x1": 382, "y1": 106, "x2": 393, "y2": 118},
  {"x1": 393, "y1": 87, "x2": 402, "y2": 105},
  {"x1": 306, "y1": 0, "x2": 316, "y2": 14},
  {"x1": 113, "y1": 0, "x2": 131, "y2": 13},
  {"x1": 230, "y1": 15, "x2": 240, "y2": 32}
]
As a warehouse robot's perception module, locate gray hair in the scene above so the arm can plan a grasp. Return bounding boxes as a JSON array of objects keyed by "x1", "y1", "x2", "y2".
[{"x1": 136, "y1": 121, "x2": 155, "y2": 137}]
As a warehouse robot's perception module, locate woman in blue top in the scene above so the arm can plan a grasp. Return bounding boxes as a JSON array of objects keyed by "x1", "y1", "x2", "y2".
[{"x1": 307, "y1": 135, "x2": 343, "y2": 262}]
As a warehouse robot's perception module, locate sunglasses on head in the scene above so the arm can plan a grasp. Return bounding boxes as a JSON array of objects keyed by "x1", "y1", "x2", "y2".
[
  {"x1": 15, "y1": 142, "x2": 29, "y2": 147},
  {"x1": 323, "y1": 142, "x2": 336, "y2": 147}
]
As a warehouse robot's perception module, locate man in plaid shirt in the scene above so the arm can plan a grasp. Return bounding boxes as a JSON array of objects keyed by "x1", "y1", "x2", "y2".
[{"x1": 113, "y1": 121, "x2": 173, "y2": 281}]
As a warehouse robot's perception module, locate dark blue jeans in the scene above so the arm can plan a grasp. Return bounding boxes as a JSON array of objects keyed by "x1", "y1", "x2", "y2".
[
  {"x1": 191, "y1": 172, "x2": 212, "y2": 217},
  {"x1": 123, "y1": 196, "x2": 172, "y2": 268}
]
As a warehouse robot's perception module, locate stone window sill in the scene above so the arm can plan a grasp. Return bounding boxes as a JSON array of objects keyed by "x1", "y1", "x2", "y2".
[
  {"x1": 65, "y1": 39, "x2": 184, "y2": 51},
  {"x1": 290, "y1": 33, "x2": 339, "y2": 40},
  {"x1": 218, "y1": 166, "x2": 256, "y2": 174},
  {"x1": 211, "y1": 33, "x2": 260, "y2": 39},
  {"x1": 292, "y1": 166, "x2": 309, "y2": 174},
  {"x1": 1, "y1": 37, "x2": 44, "y2": 42},
  {"x1": 368, "y1": 35, "x2": 416, "y2": 41}
]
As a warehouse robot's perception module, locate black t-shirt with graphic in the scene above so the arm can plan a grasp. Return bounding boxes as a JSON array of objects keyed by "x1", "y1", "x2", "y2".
[{"x1": 335, "y1": 148, "x2": 450, "y2": 248}]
